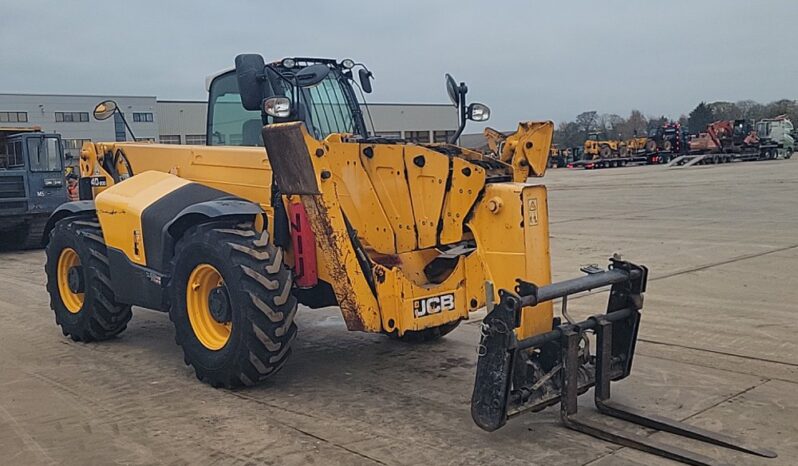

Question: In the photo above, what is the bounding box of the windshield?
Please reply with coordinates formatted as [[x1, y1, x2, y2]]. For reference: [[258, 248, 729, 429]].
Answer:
[[270, 68, 361, 139], [28, 136, 62, 172], [304, 75, 357, 138]]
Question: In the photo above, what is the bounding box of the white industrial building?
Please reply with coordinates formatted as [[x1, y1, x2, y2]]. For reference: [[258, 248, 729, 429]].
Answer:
[[155, 100, 458, 145], [0, 93, 159, 157], [0, 93, 458, 156]]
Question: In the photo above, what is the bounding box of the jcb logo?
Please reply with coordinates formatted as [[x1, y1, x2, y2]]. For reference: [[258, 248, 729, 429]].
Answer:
[[414, 294, 455, 317]]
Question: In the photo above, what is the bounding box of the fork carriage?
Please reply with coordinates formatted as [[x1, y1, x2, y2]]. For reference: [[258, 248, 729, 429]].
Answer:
[[472, 258, 776, 466]]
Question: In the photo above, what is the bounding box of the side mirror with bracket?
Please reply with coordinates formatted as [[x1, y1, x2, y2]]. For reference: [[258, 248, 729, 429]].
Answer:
[[358, 68, 373, 94], [235, 54, 268, 111], [93, 100, 118, 121], [92, 99, 136, 141], [445, 73, 490, 144]]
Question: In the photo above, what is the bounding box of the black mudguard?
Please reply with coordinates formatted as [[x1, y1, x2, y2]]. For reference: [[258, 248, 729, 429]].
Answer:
[[43, 201, 97, 244]]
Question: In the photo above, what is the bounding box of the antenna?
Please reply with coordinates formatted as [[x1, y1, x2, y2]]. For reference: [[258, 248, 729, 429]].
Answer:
[[353, 80, 376, 137]]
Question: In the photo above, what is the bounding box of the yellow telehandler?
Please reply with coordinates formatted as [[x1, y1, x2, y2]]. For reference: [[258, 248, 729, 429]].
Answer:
[[43, 55, 774, 465], [583, 131, 623, 159]]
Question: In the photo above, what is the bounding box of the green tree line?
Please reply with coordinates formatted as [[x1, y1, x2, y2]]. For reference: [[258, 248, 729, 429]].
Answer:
[[554, 99, 798, 148]]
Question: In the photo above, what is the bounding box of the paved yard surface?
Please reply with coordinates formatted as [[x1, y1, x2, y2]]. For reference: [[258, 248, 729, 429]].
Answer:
[[1, 159, 796, 465]]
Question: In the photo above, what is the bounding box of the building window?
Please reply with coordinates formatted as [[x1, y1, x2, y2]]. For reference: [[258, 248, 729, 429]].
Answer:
[[135, 137, 156, 142], [55, 112, 89, 123], [113, 113, 127, 141], [185, 134, 206, 145], [433, 130, 456, 143], [63, 139, 91, 151], [160, 135, 181, 144], [374, 131, 401, 139], [404, 130, 430, 143], [0, 112, 28, 123], [132, 112, 154, 123]]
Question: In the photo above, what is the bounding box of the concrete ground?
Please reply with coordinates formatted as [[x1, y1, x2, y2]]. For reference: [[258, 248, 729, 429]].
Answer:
[[1, 159, 796, 465]]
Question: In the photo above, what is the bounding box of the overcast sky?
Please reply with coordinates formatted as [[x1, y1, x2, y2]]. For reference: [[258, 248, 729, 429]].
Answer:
[[2, 0, 796, 130]]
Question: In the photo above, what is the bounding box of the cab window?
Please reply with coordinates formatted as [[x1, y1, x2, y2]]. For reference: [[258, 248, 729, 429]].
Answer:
[[0, 140, 24, 170], [207, 72, 262, 146], [28, 136, 62, 172]]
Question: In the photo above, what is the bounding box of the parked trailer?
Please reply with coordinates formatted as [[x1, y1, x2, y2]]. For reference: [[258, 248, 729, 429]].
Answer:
[[667, 149, 769, 168], [568, 151, 672, 169]]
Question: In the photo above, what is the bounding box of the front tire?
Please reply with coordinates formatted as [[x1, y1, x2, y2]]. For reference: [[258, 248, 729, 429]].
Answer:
[[45, 218, 132, 341], [169, 222, 297, 388]]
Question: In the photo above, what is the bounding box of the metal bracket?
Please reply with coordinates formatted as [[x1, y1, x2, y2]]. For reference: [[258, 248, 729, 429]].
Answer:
[[579, 264, 604, 275], [471, 259, 776, 465]]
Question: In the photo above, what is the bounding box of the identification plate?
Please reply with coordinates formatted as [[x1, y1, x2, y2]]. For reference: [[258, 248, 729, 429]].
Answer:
[[89, 176, 108, 187]]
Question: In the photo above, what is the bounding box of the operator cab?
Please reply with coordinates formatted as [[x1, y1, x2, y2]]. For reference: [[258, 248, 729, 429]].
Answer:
[[207, 54, 490, 148], [206, 57, 370, 146], [0, 129, 63, 173]]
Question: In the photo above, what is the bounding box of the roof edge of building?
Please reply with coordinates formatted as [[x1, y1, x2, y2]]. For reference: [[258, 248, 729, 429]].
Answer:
[[0, 92, 158, 99]]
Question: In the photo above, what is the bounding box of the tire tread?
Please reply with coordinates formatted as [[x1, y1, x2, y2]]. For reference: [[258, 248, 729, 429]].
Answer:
[[170, 223, 297, 388]]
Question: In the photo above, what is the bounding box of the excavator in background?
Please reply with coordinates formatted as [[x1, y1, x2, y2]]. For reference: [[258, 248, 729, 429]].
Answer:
[[688, 119, 759, 156], [41, 54, 775, 465], [672, 119, 772, 166]]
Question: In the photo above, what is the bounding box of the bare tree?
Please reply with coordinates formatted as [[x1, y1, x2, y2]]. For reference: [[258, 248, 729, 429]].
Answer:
[[575, 111, 598, 137]]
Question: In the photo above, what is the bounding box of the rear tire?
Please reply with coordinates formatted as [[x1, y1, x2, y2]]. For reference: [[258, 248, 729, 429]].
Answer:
[[45, 217, 132, 341], [4, 215, 48, 250], [389, 320, 461, 342], [21, 215, 48, 249], [169, 222, 298, 388]]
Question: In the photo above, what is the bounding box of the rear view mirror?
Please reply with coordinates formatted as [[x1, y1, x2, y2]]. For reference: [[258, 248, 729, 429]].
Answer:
[[445, 74, 459, 106], [93, 100, 118, 120], [235, 54, 267, 111], [295, 64, 330, 88], [358, 68, 372, 94]]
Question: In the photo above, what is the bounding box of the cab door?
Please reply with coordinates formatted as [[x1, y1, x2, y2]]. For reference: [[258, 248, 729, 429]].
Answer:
[[25, 134, 67, 214]]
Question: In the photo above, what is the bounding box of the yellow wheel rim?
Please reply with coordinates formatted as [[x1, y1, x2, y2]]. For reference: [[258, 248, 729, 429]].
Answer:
[[57, 248, 84, 314], [186, 264, 231, 350]]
